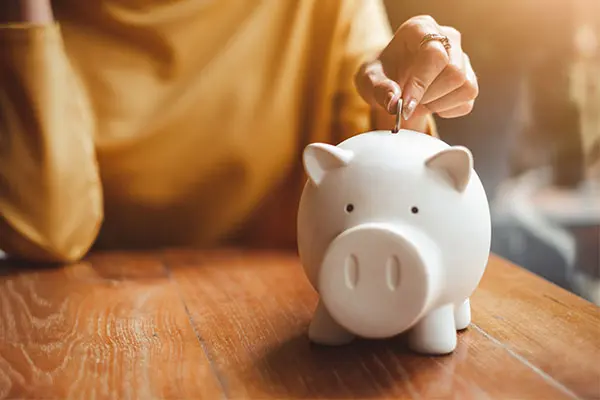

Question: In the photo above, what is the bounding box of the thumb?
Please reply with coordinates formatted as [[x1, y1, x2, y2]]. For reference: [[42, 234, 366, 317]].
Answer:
[[355, 60, 402, 114]]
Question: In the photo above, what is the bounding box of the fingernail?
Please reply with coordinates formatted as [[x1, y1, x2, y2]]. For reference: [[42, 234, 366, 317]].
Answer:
[[403, 98, 418, 120], [386, 92, 399, 114]]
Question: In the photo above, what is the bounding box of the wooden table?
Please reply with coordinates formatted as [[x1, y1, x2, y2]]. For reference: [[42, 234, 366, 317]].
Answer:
[[0, 250, 598, 399]]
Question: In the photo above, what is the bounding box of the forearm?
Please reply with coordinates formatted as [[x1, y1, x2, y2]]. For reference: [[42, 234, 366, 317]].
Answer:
[[0, 0, 53, 24], [0, 23, 103, 263]]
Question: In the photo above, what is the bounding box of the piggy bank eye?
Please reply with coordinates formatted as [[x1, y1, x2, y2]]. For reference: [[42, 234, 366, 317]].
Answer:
[[345, 204, 354, 213], [411, 206, 419, 214]]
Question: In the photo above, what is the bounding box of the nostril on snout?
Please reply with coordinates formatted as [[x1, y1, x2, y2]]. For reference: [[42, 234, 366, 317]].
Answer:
[[386, 255, 401, 291], [344, 254, 359, 289]]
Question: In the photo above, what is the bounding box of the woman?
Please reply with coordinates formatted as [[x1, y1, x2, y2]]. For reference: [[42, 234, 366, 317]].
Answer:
[[0, 0, 478, 262]]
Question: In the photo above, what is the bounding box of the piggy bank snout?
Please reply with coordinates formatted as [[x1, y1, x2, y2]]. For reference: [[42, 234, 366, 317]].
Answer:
[[318, 223, 439, 339]]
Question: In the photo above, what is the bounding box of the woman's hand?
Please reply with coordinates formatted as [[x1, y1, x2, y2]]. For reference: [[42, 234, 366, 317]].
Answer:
[[355, 15, 478, 128]]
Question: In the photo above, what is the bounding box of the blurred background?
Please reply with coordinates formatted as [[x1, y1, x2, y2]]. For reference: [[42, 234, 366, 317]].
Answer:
[[383, 0, 600, 304]]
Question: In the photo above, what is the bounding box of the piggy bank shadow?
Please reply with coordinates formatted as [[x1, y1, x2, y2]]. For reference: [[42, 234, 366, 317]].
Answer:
[[248, 331, 457, 399]]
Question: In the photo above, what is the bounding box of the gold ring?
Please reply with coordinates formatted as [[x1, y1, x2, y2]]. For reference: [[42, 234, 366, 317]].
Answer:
[[419, 33, 451, 52]]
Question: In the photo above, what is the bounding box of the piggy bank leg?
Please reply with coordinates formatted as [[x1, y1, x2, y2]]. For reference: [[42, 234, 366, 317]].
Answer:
[[408, 304, 457, 355], [308, 299, 355, 345], [454, 299, 471, 330]]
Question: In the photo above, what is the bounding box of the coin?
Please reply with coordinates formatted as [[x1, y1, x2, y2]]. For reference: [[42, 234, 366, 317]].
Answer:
[[392, 97, 403, 133]]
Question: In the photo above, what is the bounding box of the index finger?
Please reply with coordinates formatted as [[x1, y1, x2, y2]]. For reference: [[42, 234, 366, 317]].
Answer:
[[401, 27, 451, 120]]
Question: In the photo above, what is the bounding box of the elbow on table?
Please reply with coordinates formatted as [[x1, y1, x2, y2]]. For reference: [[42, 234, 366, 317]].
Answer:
[[0, 210, 104, 264], [41, 228, 100, 264]]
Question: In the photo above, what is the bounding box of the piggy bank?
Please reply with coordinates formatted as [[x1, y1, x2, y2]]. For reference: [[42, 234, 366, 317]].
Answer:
[[297, 129, 491, 355]]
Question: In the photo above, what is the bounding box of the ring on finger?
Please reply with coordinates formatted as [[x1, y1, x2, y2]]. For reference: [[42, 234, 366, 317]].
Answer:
[[419, 33, 451, 53]]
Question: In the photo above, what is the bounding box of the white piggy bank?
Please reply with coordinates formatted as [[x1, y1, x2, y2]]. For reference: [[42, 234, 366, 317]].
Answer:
[[297, 129, 491, 355]]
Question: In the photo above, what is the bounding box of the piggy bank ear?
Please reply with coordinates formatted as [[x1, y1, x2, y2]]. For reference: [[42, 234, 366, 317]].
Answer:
[[425, 146, 473, 192], [303, 143, 353, 185]]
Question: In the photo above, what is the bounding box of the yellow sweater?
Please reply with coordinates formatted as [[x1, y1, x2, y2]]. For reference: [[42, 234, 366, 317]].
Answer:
[[0, 0, 435, 262]]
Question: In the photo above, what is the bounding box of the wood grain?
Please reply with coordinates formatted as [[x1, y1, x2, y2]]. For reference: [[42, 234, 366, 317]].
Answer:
[[0, 253, 223, 399], [166, 250, 599, 399], [1, 249, 598, 399], [472, 259, 600, 399]]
